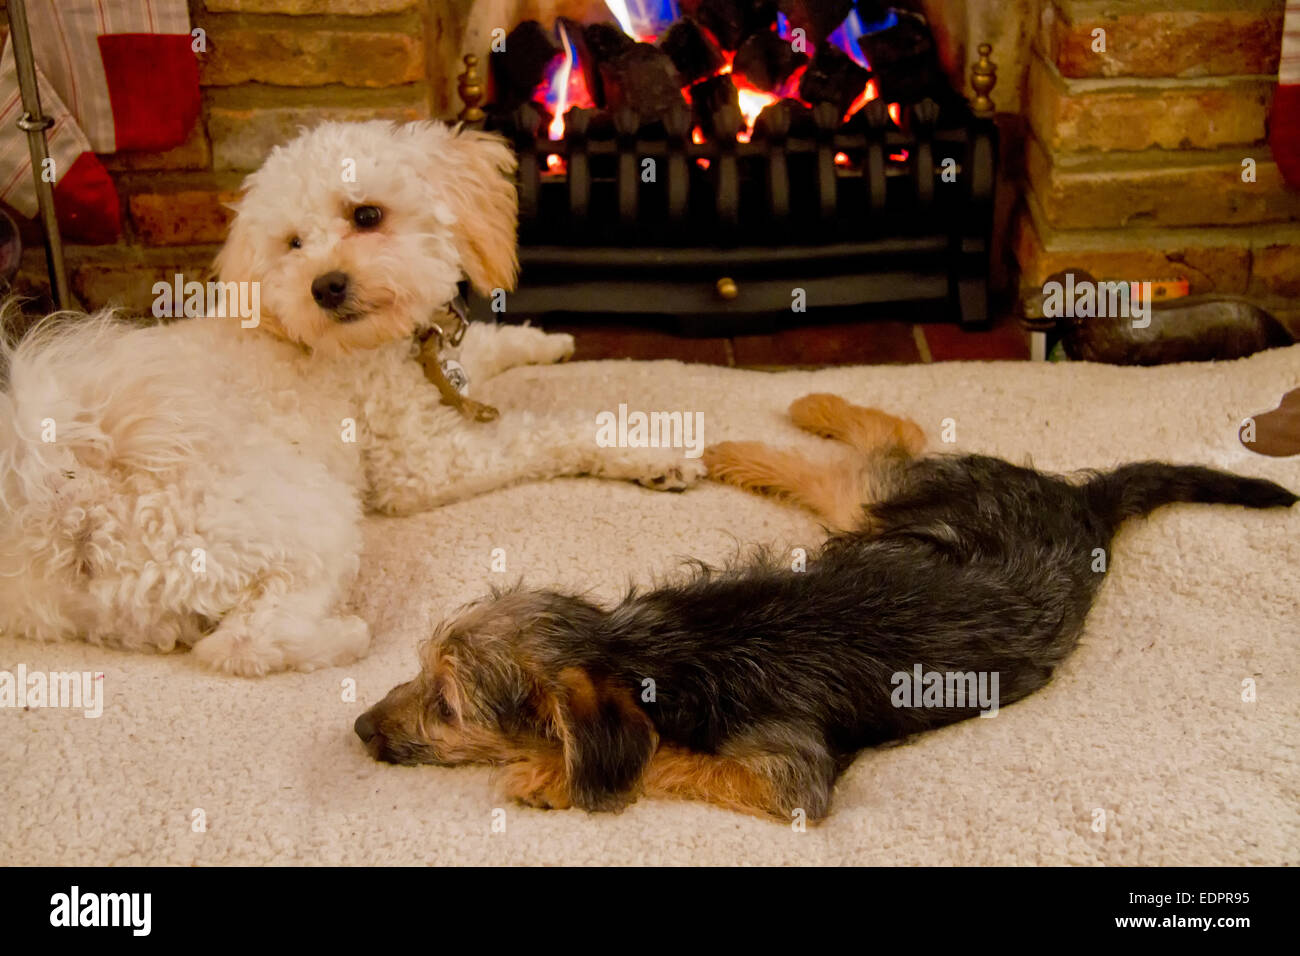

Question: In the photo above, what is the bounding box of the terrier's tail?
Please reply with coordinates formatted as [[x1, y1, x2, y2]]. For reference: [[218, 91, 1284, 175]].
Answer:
[[1086, 461, 1297, 531]]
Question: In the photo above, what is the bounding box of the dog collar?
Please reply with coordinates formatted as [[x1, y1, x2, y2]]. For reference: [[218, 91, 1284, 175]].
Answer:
[[412, 281, 498, 422], [415, 280, 470, 352]]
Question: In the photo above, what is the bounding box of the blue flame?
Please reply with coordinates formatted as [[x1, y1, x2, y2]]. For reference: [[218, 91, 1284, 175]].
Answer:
[[605, 0, 680, 41], [828, 7, 899, 69], [780, 6, 900, 70]]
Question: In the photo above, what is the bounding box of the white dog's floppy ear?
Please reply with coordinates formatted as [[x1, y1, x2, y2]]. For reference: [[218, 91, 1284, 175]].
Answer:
[[418, 124, 520, 296], [212, 192, 253, 284]]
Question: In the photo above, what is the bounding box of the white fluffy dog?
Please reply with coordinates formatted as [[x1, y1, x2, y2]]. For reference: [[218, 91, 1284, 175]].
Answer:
[[0, 120, 701, 676]]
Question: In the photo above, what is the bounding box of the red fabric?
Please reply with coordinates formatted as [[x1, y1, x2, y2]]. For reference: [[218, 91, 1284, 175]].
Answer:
[[1272, 84, 1300, 188], [52, 151, 121, 244], [97, 33, 200, 152]]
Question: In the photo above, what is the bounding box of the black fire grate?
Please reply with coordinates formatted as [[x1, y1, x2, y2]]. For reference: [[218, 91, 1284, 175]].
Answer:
[[465, 4, 998, 333]]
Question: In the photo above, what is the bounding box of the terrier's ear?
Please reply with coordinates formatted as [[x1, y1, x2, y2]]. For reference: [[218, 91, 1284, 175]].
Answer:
[[550, 667, 656, 812], [416, 123, 519, 297]]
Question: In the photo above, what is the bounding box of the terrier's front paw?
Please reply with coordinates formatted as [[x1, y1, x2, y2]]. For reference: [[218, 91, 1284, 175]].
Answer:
[[500, 759, 572, 810]]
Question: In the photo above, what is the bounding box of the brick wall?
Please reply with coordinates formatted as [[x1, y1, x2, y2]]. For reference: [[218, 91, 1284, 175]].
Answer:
[[3, 0, 478, 313], [1015, 0, 1300, 323]]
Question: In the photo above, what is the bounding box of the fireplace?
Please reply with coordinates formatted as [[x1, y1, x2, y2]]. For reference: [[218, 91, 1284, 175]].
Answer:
[[457, 1, 999, 334]]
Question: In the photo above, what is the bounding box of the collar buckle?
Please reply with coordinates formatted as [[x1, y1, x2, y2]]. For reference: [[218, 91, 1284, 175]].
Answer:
[[414, 281, 471, 351]]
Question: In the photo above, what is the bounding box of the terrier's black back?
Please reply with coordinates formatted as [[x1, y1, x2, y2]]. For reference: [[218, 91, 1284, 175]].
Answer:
[[582, 456, 1295, 763]]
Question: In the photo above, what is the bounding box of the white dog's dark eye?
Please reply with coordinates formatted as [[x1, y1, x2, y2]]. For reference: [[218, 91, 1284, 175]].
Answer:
[[288, 236, 302, 249], [352, 205, 383, 229]]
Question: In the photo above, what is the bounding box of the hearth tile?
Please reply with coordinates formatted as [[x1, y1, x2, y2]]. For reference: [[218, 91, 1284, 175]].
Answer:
[[542, 322, 732, 365], [731, 320, 921, 367], [921, 318, 1029, 362]]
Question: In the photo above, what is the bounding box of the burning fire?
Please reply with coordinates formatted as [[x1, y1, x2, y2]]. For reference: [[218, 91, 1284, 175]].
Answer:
[[846, 78, 879, 122], [777, 8, 900, 122], [723, 59, 781, 141], [533, 5, 903, 148], [537, 20, 594, 140]]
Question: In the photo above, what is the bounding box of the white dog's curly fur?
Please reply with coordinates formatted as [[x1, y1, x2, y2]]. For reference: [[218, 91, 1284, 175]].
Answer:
[[0, 120, 702, 676]]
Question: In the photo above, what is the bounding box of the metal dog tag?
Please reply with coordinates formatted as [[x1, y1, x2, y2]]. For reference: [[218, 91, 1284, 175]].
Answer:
[[440, 358, 470, 396]]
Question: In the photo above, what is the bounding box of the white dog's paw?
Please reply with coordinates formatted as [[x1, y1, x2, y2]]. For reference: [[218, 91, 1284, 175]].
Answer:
[[192, 614, 370, 677], [632, 455, 708, 492], [517, 329, 574, 366], [297, 615, 371, 672], [489, 323, 574, 366], [465, 324, 576, 381], [547, 331, 576, 363], [193, 627, 285, 677]]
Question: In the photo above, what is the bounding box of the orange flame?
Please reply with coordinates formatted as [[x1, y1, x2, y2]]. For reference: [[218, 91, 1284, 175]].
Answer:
[[735, 83, 778, 137], [720, 57, 779, 140], [845, 78, 878, 121]]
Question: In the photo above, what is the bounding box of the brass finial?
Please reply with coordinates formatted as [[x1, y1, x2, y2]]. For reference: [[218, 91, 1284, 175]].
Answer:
[[458, 54, 486, 124], [971, 43, 996, 117]]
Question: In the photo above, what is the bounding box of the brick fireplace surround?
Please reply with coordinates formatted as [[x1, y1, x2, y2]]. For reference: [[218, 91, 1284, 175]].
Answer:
[[1014, 0, 1300, 333], [1, 0, 1297, 339]]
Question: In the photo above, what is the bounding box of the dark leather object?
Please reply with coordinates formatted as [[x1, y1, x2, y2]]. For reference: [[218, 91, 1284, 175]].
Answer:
[[1245, 388, 1300, 458], [1062, 296, 1295, 365]]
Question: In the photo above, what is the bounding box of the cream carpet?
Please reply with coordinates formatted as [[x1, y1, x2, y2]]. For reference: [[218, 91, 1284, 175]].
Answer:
[[4, 346, 1298, 866]]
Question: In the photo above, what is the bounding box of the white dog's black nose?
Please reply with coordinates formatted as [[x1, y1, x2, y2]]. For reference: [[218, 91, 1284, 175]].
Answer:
[[311, 271, 350, 310]]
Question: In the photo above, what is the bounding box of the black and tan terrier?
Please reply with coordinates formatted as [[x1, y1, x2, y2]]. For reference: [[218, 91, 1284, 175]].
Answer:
[[354, 394, 1296, 820]]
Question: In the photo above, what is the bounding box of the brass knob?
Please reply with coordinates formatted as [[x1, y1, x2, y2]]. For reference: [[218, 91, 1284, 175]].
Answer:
[[716, 277, 738, 300], [458, 55, 486, 124], [971, 43, 997, 117]]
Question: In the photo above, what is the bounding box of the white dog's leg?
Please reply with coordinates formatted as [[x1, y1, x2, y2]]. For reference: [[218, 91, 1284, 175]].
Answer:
[[192, 582, 369, 677], [457, 322, 574, 383], [368, 409, 706, 515]]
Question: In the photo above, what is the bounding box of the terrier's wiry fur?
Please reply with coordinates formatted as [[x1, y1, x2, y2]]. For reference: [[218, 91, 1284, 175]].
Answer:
[[0, 120, 702, 677], [356, 394, 1297, 821]]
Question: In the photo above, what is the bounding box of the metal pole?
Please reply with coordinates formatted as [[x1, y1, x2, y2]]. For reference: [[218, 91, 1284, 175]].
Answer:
[[7, 0, 71, 308]]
